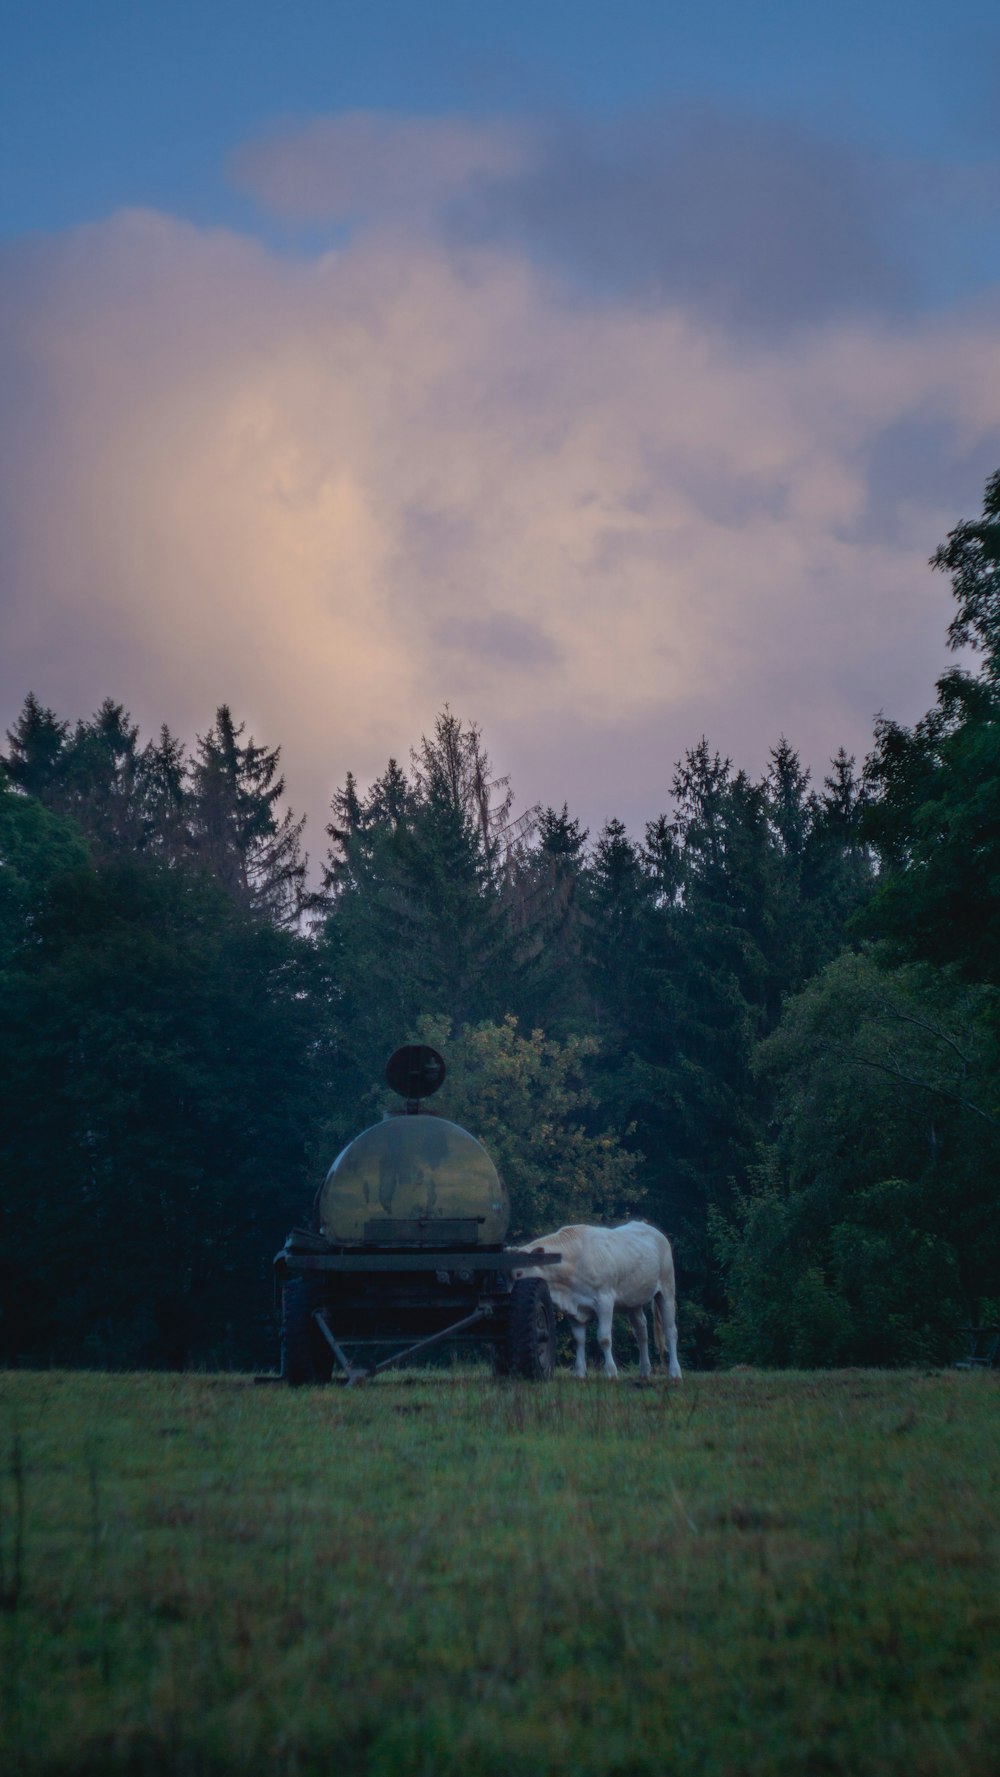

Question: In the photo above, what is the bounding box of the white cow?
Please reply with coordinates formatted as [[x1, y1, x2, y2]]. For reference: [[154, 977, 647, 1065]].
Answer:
[[514, 1221, 682, 1380]]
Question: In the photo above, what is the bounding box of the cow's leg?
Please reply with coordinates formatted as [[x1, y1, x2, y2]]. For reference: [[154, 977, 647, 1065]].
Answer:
[[654, 1287, 682, 1381], [569, 1316, 588, 1379], [595, 1292, 619, 1378], [628, 1305, 651, 1378]]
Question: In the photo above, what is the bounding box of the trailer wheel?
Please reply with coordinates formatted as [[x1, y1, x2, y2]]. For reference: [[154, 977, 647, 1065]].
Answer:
[[507, 1278, 555, 1380], [280, 1277, 333, 1385]]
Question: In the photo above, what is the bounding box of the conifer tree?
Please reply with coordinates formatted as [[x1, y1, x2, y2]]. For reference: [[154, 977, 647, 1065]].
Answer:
[[799, 748, 874, 965], [61, 700, 146, 851], [4, 698, 196, 864], [410, 707, 515, 871], [139, 725, 190, 861], [509, 804, 591, 1034], [318, 713, 537, 1109], [3, 693, 70, 800], [584, 818, 652, 1045], [190, 704, 306, 927]]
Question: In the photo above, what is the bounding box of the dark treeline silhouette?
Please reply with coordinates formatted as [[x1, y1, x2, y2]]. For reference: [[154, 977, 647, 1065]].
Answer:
[[3, 476, 999, 1370]]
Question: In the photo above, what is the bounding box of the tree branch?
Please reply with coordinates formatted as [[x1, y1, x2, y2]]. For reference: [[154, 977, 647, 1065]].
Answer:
[[827, 1041, 1000, 1130]]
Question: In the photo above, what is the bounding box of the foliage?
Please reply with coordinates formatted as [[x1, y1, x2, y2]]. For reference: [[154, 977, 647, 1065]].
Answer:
[[505, 802, 591, 1036], [189, 704, 307, 927], [315, 714, 533, 1106], [712, 471, 1000, 1366], [569, 737, 874, 1358], [713, 1167, 962, 1367], [712, 952, 997, 1362], [3, 695, 307, 924], [411, 1015, 639, 1237], [932, 464, 1000, 672], [1, 686, 885, 1364], [860, 474, 1000, 985], [0, 781, 91, 968], [862, 672, 1000, 986], [0, 854, 330, 1368]]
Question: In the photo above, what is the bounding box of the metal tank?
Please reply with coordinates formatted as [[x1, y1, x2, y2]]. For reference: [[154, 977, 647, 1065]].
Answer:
[[273, 1043, 558, 1385], [318, 1115, 510, 1248]]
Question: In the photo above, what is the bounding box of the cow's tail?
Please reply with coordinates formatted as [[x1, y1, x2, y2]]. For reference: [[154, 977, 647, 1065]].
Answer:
[[652, 1292, 668, 1363], [653, 1238, 682, 1380]]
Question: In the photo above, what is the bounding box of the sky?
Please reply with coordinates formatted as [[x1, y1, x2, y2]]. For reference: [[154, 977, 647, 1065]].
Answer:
[[3, 0, 1000, 851]]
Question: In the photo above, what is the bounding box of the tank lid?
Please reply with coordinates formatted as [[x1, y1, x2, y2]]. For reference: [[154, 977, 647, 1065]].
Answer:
[[385, 1043, 446, 1105]]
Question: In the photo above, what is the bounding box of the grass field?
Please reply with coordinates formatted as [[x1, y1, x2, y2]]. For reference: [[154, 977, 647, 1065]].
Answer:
[[0, 1366, 997, 1776]]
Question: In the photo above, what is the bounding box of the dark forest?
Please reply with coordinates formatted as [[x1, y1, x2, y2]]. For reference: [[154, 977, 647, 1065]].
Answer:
[[3, 475, 999, 1371]]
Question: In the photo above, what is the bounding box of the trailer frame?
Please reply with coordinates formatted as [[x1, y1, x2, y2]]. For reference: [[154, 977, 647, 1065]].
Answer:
[[274, 1231, 561, 1385]]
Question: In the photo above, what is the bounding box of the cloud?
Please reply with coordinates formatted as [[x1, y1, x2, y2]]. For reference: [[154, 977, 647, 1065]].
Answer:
[[233, 103, 1000, 333], [446, 108, 911, 331], [2, 143, 1000, 855], [232, 104, 999, 333], [230, 111, 528, 227]]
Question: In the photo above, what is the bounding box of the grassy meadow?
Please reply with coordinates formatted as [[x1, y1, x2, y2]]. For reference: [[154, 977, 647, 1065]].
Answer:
[[0, 1366, 997, 1776]]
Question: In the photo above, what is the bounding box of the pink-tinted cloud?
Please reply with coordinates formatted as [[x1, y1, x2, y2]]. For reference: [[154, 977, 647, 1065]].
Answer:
[[2, 125, 1000, 853]]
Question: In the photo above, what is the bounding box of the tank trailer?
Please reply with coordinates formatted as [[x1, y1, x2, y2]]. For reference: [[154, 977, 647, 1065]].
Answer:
[[274, 1044, 559, 1384]]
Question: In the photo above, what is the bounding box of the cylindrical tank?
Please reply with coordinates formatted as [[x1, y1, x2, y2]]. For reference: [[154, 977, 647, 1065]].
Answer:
[[318, 1114, 510, 1246]]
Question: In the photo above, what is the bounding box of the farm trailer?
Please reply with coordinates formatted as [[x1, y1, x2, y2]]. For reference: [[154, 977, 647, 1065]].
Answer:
[[273, 1045, 559, 1385]]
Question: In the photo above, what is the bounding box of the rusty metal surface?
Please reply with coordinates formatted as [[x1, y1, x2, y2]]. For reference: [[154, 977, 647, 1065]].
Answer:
[[362, 1216, 484, 1246], [318, 1115, 510, 1246]]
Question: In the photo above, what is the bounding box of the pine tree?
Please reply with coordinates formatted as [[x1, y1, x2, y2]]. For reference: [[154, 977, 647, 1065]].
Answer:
[[61, 700, 146, 851], [3, 694, 70, 800], [800, 748, 874, 965], [583, 818, 652, 1045], [766, 737, 814, 864], [4, 698, 196, 864], [508, 804, 591, 1034], [190, 705, 306, 927], [139, 725, 190, 862]]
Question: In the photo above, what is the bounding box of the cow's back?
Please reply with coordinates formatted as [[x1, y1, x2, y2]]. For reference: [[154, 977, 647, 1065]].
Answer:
[[524, 1221, 670, 1309]]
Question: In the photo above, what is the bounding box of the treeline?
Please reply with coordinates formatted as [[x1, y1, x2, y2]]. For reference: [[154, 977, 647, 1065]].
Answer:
[[2, 475, 999, 1370]]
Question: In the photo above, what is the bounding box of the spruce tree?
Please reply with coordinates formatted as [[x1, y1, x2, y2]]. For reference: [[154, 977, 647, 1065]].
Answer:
[[61, 700, 146, 851], [139, 725, 191, 862], [509, 804, 591, 1035], [3, 694, 70, 801], [800, 748, 874, 965], [190, 705, 306, 927]]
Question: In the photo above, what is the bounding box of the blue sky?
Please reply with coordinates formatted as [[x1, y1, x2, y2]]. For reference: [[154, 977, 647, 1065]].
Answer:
[[4, 0, 999, 240], [2, 1, 1000, 840]]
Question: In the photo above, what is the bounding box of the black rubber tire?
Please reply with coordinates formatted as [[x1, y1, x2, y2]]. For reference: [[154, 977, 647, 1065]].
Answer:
[[280, 1277, 333, 1385], [507, 1278, 556, 1381]]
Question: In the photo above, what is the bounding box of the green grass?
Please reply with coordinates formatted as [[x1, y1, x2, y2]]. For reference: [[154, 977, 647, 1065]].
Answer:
[[0, 1367, 997, 1776]]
